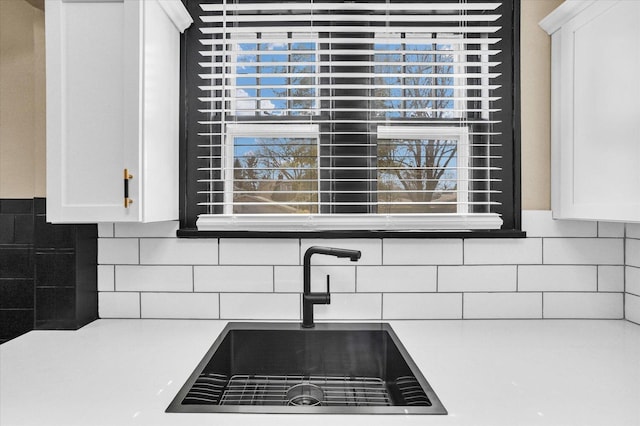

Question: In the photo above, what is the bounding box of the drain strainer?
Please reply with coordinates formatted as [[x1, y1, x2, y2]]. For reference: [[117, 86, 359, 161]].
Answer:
[[285, 383, 324, 406]]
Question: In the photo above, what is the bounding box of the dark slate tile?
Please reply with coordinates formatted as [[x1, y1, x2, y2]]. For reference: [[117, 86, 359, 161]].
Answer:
[[0, 279, 34, 309], [0, 199, 33, 214], [0, 214, 14, 244], [35, 215, 75, 249], [14, 214, 34, 244], [35, 287, 76, 323], [35, 252, 75, 287], [0, 248, 33, 278], [33, 198, 46, 215], [0, 309, 34, 339], [56, 287, 76, 321], [35, 287, 56, 321]]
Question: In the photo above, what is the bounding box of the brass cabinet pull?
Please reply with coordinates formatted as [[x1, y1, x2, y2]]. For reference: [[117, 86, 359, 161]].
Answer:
[[124, 169, 133, 208]]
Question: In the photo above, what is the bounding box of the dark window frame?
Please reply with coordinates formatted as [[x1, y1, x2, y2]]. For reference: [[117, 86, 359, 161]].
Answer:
[[178, 0, 522, 237]]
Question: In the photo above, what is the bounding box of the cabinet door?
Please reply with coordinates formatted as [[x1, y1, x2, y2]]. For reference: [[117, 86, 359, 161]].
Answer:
[[46, 0, 135, 223], [551, 0, 640, 221], [46, 0, 187, 223]]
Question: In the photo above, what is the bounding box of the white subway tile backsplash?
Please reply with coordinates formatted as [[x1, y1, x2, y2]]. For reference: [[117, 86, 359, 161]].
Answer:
[[98, 238, 139, 265], [98, 292, 140, 318], [522, 211, 597, 237], [383, 293, 462, 319], [625, 266, 640, 297], [626, 238, 640, 268], [626, 294, 640, 325], [315, 294, 381, 320], [310, 266, 355, 292], [115, 266, 192, 292], [97, 265, 115, 292], [598, 222, 625, 238], [357, 266, 437, 292], [626, 223, 640, 239], [464, 239, 542, 265], [464, 293, 542, 319], [139, 239, 218, 265], [94, 210, 631, 322], [598, 266, 624, 292], [543, 293, 623, 319], [518, 265, 597, 292], [438, 266, 516, 292], [300, 239, 382, 265], [219, 239, 299, 265], [194, 266, 273, 292], [543, 239, 623, 265], [220, 293, 299, 319], [383, 239, 462, 265], [274, 266, 356, 293], [114, 221, 179, 237], [97, 223, 114, 238], [141, 293, 219, 319], [274, 266, 302, 293]]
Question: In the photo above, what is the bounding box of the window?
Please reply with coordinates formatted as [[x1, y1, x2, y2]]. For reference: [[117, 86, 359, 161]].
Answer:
[[181, 0, 519, 232]]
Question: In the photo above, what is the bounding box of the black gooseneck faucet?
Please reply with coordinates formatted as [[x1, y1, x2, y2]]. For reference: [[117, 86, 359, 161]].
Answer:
[[302, 246, 361, 328]]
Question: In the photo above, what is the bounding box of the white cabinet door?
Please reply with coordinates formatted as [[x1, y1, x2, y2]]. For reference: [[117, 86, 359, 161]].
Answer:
[[46, 0, 191, 223], [541, 0, 640, 222]]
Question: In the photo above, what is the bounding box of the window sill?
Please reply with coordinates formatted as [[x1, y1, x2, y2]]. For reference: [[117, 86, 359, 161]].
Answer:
[[177, 213, 525, 238], [177, 228, 526, 239], [196, 213, 502, 232]]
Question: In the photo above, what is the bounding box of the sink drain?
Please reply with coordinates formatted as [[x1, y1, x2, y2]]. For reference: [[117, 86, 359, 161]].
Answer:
[[285, 383, 324, 406]]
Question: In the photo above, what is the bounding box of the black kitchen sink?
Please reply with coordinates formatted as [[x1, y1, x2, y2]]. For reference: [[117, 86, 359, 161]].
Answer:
[[166, 322, 447, 414]]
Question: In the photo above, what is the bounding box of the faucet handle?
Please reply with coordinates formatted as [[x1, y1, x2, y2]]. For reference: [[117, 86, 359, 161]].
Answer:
[[326, 274, 330, 294]]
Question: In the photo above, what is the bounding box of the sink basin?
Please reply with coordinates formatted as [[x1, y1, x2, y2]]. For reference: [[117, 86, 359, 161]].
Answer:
[[166, 322, 447, 414]]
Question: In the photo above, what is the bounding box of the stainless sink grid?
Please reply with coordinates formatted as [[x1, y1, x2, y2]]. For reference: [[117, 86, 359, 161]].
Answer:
[[219, 374, 391, 407], [182, 373, 228, 404]]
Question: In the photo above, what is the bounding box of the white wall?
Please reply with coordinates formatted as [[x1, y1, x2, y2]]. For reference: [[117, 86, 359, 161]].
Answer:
[[0, 0, 46, 198]]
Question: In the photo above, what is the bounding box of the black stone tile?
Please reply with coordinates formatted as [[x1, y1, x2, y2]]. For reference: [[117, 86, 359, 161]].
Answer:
[[14, 214, 34, 244], [34, 215, 75, 249], [0, 309, 34, 339], [33, 197, 46, 215], [0, 248, 33, 278], [75, 225, 98, 326], [35, 287, 56, 321], [57, 287, 76, 321], [35, 287, 76, 323], [76, 285, 98, 327], [0, 279, 34, 309], [0, 199, 33, 214], [0, 214, 14, 244], [35, 252, 75, 287]]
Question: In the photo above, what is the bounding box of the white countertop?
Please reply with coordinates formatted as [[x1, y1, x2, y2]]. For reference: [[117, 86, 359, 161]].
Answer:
[[2, 319, 640, 426]]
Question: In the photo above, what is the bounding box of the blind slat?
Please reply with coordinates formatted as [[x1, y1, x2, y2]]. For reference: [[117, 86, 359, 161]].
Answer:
[[194, 0, 506, 219]]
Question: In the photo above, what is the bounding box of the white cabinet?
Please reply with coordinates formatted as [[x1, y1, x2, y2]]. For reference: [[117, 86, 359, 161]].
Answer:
[[541, 0, 640, 222], [46, 0, 192, 223]]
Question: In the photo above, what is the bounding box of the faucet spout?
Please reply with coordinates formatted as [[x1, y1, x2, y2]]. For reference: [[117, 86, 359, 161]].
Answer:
[[302, 246, 361, 328]]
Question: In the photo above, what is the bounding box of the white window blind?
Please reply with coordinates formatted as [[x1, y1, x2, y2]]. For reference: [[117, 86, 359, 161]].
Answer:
[[194, 0, 507, 231]]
